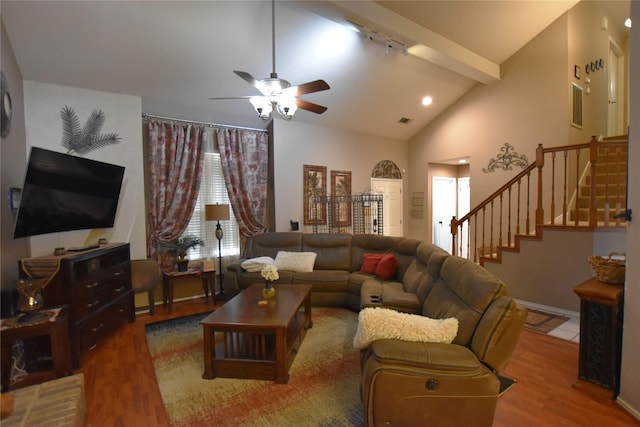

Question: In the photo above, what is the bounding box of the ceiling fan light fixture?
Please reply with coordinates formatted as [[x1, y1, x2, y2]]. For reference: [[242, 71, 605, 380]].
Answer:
[[250, 96, 273, 120], [277, 97, 298, 120]]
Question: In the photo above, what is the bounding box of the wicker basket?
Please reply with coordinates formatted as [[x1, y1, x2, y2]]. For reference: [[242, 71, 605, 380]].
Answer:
[[588, 252, 626, 285]]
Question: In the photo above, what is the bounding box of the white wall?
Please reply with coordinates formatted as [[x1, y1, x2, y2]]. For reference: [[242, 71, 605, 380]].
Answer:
[[0, 20, 28, 291], [273, 119, 408, 233], [22, 81, 146, 259], [618, 0, 640, 418]]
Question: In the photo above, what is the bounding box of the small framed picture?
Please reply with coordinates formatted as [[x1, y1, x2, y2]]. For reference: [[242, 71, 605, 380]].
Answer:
[[303, 165, 327, 225], [574, 65, 581, 80]]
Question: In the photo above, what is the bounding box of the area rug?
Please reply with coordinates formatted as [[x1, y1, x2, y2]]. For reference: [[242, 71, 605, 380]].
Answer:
[[524, 308, 569, 335], [145, 307, 363, 426]]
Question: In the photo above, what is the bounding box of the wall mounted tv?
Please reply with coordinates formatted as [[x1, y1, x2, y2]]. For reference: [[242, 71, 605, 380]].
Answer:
[[13, 147, 125, 238]]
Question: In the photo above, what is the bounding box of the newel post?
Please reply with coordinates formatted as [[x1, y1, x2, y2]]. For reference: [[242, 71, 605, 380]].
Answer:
[[535, 144, 545, 227], [450, 216, 458, 256]]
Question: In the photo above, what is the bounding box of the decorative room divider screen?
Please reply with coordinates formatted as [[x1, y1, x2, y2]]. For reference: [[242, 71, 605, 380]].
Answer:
[[309, 193, 384, 235]]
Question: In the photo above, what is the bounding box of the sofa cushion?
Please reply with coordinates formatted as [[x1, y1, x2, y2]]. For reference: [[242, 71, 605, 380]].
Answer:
[[353, 307, 458, 350], [240, 256, 275, 272], [375, 253, 398, 280], [275, 251, 317, 272], [381, 283, 422, 313], [361, 253, 384, 274], [302, 233, 352, 271], [246, 232, 302, 258]]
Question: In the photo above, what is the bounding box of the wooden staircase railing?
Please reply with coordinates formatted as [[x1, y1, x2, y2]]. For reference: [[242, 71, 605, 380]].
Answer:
[[451, 135, 628, 265]]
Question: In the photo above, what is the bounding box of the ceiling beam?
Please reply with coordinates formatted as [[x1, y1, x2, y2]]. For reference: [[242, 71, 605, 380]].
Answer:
[[327, 0, 501, 84]]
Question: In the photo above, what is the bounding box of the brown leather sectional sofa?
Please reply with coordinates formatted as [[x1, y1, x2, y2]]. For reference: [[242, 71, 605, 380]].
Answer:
[[224, 232, 527, 426]]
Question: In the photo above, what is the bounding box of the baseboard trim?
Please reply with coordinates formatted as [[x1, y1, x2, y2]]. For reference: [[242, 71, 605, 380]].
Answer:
[[515, 299, 580, 320]]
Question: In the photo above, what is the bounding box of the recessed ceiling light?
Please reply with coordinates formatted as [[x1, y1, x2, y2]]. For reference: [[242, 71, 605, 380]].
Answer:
[[422, 96, 433, 106], [625, 18, 632, 28], [458, 159, 467, 164]]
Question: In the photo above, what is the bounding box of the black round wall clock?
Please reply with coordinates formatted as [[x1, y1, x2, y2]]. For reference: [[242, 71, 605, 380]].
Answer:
[[1, 71, 13, 139]]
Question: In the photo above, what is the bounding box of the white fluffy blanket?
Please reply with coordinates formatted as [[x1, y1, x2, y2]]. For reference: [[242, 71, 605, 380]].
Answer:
[[353, 307, 459, 350]]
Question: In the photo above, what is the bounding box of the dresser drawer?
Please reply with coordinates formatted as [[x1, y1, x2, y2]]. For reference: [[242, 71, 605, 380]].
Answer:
[[70, 247, 130, 280], [75, 291, 134, 357], [73, 263, 131, 322]]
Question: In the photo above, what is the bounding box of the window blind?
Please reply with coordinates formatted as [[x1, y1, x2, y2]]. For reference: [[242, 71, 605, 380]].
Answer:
[[182, 152, 240, 260]]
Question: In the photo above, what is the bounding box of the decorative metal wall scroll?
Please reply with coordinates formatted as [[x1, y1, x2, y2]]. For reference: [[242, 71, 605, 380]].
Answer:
[[60, 105, 121, 155], [482, 143, 529, 173]]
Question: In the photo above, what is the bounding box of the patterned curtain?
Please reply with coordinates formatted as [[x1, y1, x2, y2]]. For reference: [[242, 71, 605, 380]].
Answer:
[[147, 120, 207, 259], [217, 128, 269, 254]]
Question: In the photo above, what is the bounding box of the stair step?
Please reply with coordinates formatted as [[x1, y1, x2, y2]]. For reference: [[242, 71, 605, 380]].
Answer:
[[580, 184, 626, 197], [577, 196, 626, 209], [586, 173, 627, 185], [570, 207, 628, 222]]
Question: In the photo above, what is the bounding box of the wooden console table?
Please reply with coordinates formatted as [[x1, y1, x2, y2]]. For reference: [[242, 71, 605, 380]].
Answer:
[[162, 269, 216, 313], [573, 277, 624, 397]]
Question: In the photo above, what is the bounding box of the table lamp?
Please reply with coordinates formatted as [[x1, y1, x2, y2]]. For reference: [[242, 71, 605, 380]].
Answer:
[[205, 204, 230, 299]]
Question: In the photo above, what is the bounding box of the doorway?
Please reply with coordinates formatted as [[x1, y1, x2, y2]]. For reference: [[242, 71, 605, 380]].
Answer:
[[457, 177, 471, 258], [608, 38, 625, 136], [371, 178, 403, 236], [432, 177, 456, 252]]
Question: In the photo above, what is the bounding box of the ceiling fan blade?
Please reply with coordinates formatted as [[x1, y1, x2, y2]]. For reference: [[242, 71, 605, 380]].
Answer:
[[289, 80, 330, 96], [233, 70, 261, 89], [208, 96, 254, 100], [295, 99, 328, 114]]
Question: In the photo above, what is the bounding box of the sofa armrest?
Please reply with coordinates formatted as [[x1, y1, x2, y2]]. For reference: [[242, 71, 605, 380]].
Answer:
[[226, 262, 244, 273], [361, 339, 500, 427]]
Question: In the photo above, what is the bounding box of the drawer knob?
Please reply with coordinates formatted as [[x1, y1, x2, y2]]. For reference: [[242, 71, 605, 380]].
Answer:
[[85, 282, 99, 289], [114, 286, 125, 293], [91, 323, 104, 333], [87, 300, 100, 308], [426, 379, 439, 391]]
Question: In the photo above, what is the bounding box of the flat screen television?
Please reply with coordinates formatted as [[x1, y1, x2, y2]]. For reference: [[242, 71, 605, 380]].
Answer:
[[13, 147, 125, 238]]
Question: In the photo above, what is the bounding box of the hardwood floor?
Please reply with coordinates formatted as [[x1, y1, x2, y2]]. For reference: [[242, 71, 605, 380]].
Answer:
[[77, 298, 638, 427]]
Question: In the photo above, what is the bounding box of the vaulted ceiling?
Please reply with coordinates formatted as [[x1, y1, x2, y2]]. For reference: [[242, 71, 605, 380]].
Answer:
[[1, 1, 630, 140]]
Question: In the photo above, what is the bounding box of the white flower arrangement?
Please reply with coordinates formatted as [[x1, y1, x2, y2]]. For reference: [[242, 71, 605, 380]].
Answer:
[[261, 264, 279, 282]]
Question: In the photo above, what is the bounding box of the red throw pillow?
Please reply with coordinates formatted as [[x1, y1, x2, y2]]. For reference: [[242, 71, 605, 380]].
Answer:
[[375, 253, 398, 280], [360, 253, 384, 274]]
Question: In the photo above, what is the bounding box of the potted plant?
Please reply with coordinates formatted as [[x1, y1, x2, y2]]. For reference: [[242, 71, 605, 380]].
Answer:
[[171, 235, 205, 271]]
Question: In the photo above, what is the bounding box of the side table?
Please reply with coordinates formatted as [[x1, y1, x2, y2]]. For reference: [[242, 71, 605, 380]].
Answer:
[[573, 277, 624, 397], [162, 269, 216, 313], [1, 306, 73, 391]]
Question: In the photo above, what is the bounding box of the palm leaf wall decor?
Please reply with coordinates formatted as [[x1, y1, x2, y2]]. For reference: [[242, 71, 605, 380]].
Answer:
[[60, 105, 121, 155]]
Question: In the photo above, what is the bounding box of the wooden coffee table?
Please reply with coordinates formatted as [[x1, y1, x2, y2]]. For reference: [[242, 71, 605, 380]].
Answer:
[[200, 283, 312, 384]]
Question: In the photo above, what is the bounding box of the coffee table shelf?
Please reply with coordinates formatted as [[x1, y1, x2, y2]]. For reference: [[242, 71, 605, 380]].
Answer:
[[200, 283, 312, 384]]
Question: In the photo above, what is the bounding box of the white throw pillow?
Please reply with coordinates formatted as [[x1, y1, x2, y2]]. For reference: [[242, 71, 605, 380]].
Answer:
[[353, 307, 458, 350], [274, 251, 317, 273], [240, 256, 275, 272]]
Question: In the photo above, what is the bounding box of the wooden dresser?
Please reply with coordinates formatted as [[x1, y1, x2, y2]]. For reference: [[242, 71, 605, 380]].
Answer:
[[20, 243, 135, 366]]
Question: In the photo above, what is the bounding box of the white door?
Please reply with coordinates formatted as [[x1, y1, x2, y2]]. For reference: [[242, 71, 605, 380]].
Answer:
[[457, 177, 471, 258], [608, 40, 625, 136], [432, 177, 456, 253], [371, 178, 403, 236]]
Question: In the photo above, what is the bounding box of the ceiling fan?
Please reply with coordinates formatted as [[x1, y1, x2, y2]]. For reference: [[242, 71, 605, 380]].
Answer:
[[209, 0, 330, 121]]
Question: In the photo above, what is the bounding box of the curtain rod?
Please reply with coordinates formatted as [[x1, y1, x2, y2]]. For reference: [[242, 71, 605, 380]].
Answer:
[[142, 113, 268, 133]]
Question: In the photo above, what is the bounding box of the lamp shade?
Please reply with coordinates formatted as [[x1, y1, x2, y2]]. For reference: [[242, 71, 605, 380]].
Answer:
[[205, 204, 230, 221]]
